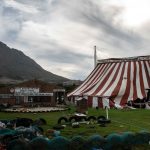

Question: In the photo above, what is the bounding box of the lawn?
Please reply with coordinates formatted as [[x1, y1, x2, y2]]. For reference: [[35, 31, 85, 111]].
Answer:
[[0, 108, 150, 138]]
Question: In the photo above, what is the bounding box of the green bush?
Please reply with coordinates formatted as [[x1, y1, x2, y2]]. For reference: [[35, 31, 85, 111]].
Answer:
[[49, 136, 70, 150], [133, 131, 150, 145], [122, 132, 135, 145], [7, 139, 31, 150], [82, 135, 105, 150], [69, 136, 85, 150], [30, 137, 50, 150], [105, 133, 123, 150]]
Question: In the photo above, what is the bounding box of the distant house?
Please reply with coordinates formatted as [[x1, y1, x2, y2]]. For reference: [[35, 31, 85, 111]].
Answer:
[[0, 79, 66, 107]]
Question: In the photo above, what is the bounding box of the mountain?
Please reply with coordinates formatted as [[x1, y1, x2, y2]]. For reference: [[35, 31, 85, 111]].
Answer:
[[0, 41, 69, 84]]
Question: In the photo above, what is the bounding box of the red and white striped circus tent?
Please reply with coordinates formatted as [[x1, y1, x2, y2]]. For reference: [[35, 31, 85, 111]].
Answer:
[[68, 55, 150, 108]]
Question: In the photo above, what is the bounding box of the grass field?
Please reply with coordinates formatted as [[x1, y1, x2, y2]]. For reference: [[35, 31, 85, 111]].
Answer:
[[0, 108, 150, 138]]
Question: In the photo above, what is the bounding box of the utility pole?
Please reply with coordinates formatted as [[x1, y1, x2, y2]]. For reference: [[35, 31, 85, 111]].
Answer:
[[94, 45, 97, 68]]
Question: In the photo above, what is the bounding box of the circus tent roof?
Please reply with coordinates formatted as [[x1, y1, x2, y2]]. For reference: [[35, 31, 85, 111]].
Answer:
[[68, 55, 150, 105]]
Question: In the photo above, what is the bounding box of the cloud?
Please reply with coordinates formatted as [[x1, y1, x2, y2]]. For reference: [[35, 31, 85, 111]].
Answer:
[[0, 0, 149, 80], [58, 0, 144, 54]]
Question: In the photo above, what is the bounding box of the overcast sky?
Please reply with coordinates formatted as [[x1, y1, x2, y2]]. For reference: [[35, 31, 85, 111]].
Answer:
[[0, 0, 150, 80]]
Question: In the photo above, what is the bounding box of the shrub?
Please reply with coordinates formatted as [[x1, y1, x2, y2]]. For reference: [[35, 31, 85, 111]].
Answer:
[[83, 135, 105, 150], [49, 136, 70, 150], [7, 139, 31, 150], [121, 131, 135, 149], [105, 133, 123, 150], [30, 137, 50, 150], [69, 136, 85, 150], [133, 131, 150, 145]]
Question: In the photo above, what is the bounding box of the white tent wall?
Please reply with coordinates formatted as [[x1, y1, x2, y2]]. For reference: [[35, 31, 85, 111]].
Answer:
[[92, 97, 98, 108], [102, 98, 110, 109]]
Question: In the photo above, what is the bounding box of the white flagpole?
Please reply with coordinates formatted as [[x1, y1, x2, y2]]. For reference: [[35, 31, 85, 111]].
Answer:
[[106, 106, 109, 119], [94, 46, 97, 67]]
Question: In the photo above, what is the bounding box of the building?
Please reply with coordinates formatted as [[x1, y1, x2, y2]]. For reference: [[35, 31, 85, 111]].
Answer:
[[0, 79, 65, 107], [68, 55, 150, 108]]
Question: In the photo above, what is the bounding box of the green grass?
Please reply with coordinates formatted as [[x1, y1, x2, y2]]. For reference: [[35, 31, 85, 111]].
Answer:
[[1, 108, 150, 149], [0, 108, 150, 137]]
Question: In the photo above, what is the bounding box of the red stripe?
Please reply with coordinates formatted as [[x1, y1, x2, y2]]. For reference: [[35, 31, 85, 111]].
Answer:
[[80, 63, 113, 95], [92, 63, 116, 96], [143, 61, 150, 88], [111, 62, 126, 101], [120, 62, 131, 105], [80, 63, 107, 94], [100, 62, 121, 96], [133, 61, 138, 100], [109, 100, 115, 108], [68, 64, 101, 96], [78, 65, 101, 88], [87, 96, 93, 107], [98, 97, 103, 108], [139, 61, 146, 98]]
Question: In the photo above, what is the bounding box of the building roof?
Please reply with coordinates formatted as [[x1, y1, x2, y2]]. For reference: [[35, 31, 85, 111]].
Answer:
[[0, 79, 64, 94]]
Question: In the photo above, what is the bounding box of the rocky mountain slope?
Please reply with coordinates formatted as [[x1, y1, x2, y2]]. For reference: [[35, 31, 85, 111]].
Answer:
[[0, 41, 69, 84]]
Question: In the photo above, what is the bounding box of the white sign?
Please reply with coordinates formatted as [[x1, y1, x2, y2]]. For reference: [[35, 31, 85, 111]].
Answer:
[[14, 87, 39, 96], [14, 87, 53, 96]]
